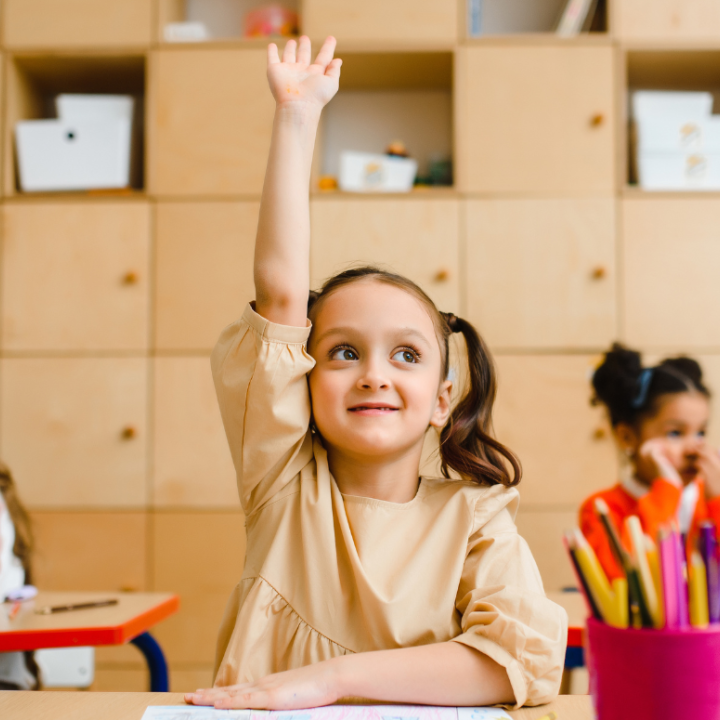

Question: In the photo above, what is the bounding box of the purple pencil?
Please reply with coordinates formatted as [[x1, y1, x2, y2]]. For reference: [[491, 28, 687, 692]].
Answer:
[[673, 528, 690, 628], [700, 522, 720, 624], [659, 527, 680, 628]]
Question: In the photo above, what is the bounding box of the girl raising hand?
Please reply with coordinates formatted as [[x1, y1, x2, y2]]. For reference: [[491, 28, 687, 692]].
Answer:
[[186, 36, 566, 711]]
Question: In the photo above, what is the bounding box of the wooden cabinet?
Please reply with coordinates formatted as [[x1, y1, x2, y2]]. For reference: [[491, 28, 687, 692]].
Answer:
[[516, 510, 578, 592], [614, 0, 720, 41], [456, 45, 615, 195], [623, 198, 720, 349], [153, 357, 239, 508], [0, 358, 148, 508], [465, 199, 617, 349], [155, 201, 258, 351], [310, 197, 460, 312], [1, 201, 151, 351], [152, 512, 246, 664], [303, 0, 458, 45], [492, 354, 617, 508], [2, 0, 153, 48], [149, 49, 275, 196]]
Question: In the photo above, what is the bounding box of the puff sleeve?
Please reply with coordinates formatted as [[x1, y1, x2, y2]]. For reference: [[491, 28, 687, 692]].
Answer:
[[450, 494, 568, 708], [211, 303, 316, 515]]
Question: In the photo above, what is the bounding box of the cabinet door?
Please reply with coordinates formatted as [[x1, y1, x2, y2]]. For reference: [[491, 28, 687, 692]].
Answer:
[[153, 357, 239, 507], [456, 45, 615, 194], [465, 199, 616, 349], [149, 49, 274, 196], [155, 202, 257, 351], [2, 202, 151, 351], [152, 512, 246, 664], [0, 358, 148, 507], [303, 0, 458, 45], [3, 0, 152, 48], [310, 197, 460, 312], [615, 0, 720, 41], [492, 355, 617, 508], [623, 198, 720, 349]]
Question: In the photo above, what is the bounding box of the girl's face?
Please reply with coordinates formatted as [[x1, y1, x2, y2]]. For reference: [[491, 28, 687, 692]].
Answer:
[[618, 392, 710, 485], [307, 280, 452, 462]]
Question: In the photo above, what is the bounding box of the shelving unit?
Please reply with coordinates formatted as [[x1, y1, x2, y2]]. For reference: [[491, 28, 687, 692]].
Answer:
[[0, 0, 719, 694]]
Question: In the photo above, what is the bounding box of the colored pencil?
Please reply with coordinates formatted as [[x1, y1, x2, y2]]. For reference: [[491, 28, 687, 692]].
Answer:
[[673, 528, 690, 628], [626, 516, 661, 628], [689, 550, 710, 628], [659, 527, 680, 628], [563, 531, 601, 619], [699, 522, 720, 624], [645, 535, 665, 628]]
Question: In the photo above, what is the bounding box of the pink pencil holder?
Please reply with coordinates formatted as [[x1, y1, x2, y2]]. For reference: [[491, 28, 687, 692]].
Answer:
[[587, 617, 720, 719]]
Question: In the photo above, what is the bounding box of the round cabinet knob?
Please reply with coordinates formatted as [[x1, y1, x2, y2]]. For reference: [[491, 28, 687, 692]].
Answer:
[[434, 268, 451, 282], [593, 427, 607, 441], [121, 426, 137, 440], [590, 266, 607, 280], [123, 271, 139, 285], [590, 113, 605, 128]]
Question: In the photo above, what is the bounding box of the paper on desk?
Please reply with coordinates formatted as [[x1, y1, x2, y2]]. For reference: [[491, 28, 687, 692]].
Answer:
[[141, 707, 511, 720]]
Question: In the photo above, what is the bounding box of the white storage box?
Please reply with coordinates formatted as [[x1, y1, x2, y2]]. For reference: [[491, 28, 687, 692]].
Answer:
[[15, 94, 135, 193], [632, 91, 714, 122], [339, 151, 418, 193], [637, 117, 720, 153], [637, 151, 720, 191], [35, 646, 94, 688]]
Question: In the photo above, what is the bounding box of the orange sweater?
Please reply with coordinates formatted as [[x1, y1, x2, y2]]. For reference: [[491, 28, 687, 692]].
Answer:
[[579, 479, 720, 581]]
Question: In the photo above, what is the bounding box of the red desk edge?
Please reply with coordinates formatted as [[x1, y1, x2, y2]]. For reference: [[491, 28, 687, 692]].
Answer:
[[0, 595, 180, 652]]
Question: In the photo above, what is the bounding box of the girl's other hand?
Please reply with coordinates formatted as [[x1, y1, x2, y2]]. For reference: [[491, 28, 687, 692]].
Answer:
[[267, 35, 342, 110], [697, 443, 720, 499], [639, 438, 683, 488], [184, 661, 341, 710]]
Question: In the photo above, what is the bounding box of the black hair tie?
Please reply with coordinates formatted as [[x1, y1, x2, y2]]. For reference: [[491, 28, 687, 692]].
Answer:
[[443, 312, 462, 334], [631, 367, 654, 409]]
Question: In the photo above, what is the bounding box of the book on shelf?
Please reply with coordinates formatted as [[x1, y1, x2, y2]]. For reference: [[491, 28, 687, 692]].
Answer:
[[556, 0, 599, 36]]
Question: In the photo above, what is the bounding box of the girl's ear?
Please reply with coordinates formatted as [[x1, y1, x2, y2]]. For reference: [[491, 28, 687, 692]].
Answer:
[[615, 422, 640, 455], [429, 379, 453, 428]]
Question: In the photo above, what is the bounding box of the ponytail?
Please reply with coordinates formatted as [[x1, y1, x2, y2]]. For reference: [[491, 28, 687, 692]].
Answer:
[[439, 315, 521, 488]]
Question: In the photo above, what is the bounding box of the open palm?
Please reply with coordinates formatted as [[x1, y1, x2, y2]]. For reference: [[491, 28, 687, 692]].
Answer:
[[267, 36, 341, 109]]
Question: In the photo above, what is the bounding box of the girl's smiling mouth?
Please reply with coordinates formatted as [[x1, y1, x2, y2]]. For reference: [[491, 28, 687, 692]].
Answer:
[[348, 403, 400, 415]]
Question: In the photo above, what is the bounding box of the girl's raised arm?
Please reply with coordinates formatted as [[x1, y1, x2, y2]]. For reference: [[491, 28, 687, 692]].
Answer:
[[254, 36, 341, 326]]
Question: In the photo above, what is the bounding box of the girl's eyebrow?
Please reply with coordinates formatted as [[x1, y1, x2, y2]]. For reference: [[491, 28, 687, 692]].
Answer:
[[313, 326, 433, 347]]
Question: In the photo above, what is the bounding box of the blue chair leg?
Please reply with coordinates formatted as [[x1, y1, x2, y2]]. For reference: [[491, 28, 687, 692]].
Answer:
[[565, 645, 585, 669], [130, 632, 169, 692]]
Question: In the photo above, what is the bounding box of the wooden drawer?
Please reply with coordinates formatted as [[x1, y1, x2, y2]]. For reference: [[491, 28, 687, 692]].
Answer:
[[0, 358, 148, 508], [456, 45, 615, 194], [153, 357, 239, 508], [492, 355, 617, 508], [516, 510, 578, 593], [149, 49, 274, 196], [623, 198, 720, 349], [2, 0, 153, 48], [465, 199, 616, 349], [155, 201, 257, 351], [614, 0, 720, 41], [310, 197, 460, 312], [303, 0, 458, 45], [1, 202, 151, 351], [152, 512, 246, 664]]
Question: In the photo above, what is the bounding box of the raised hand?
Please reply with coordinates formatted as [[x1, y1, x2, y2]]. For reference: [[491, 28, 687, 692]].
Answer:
[[267, 36, 342, 110], [697, 443, 720, 499], [638, 438, 683, 487]]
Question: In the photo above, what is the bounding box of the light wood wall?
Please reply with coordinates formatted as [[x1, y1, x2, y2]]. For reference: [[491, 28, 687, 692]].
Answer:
[[1, 0, 719, 692]]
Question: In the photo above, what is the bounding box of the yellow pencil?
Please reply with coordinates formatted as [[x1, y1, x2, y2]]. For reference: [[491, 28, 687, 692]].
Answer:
[[573, 529, 629, 628], [626, 516, 661, 628], [645, 535, 664, 627], [534, 713, 557, 720], [689, 550, 710, 628]]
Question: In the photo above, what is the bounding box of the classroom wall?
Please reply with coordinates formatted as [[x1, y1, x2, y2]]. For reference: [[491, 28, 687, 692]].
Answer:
[[1, 0, 720, 692]]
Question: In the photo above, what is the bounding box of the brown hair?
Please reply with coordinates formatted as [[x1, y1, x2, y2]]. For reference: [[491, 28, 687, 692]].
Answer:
[[0, 462, 40, 688], [307, 267, 521, 488]]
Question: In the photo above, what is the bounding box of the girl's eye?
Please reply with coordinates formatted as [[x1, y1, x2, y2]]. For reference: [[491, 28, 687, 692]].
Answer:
[[330, 347, 358, 361], [666, 430, 681, 438], [699, 430, 707, 438], [392, 350, 418, 364]]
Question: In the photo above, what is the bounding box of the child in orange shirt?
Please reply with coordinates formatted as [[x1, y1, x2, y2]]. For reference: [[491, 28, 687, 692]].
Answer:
[[580, 343, 720, 580]]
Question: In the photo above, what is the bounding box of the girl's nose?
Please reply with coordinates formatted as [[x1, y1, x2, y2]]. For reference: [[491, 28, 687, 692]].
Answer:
[[357, 362, 390, 391]]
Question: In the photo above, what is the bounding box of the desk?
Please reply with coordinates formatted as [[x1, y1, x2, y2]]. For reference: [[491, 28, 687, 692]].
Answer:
[[0, 592, 179, 691], [0, 692, 592, 720], [547, 592, 587, 669]]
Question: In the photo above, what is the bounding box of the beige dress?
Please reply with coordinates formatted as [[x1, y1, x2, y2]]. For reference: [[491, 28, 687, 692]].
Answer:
[[211, 304, 568, 708]]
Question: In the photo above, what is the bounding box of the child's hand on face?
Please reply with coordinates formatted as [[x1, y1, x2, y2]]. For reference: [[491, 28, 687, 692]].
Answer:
[[639, 438, 683, 488], [267, 35, 342, 111], [185, 661, 340, 710], [697, 443, 720, 499]]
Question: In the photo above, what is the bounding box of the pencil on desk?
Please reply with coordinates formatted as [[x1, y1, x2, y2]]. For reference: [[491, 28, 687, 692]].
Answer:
[[34, 599, 119, 615]]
